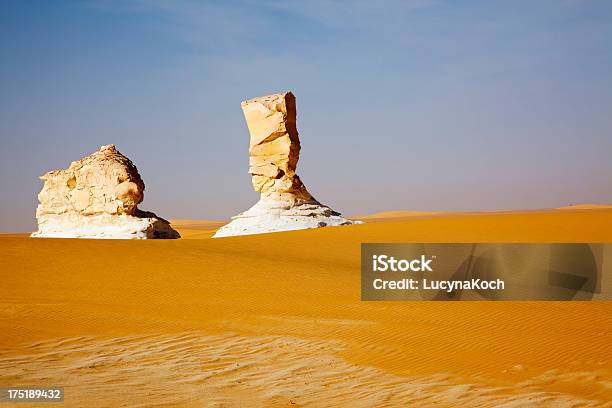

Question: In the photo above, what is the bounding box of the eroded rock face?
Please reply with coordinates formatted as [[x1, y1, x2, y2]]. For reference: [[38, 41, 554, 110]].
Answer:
[[213, 92, 359, 237], [31, 145, 179, 239]]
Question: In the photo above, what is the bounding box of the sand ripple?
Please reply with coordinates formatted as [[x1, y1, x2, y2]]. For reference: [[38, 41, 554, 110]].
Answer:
[[1, 332, 609, 407]]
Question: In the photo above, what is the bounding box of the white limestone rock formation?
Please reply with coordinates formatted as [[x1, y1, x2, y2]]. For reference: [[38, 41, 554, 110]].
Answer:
[[213, 92, 360, 238], [31, 144, 180, 239]]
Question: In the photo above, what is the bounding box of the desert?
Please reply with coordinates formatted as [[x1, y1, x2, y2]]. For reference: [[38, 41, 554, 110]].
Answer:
[[1, 206, 611, 407], [2, 1, 611, 407]]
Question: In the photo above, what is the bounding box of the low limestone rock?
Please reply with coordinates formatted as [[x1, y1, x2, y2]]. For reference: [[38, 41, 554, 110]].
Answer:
[[213, 92, 360, 237], [31, 144, 180, 239]]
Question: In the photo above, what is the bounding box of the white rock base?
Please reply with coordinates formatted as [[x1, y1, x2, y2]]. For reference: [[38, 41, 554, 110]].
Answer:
[[31, 213, 180, 239], [213, 197, 361, 238]]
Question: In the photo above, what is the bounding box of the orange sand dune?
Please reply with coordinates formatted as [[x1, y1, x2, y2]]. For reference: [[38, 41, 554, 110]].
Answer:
[[353, 210, 441, 222], [355, 210, 440, 218], [557, 203, 612, 210], [169, 219, 226, 239], [356, 203, 612, 223], [2, 208, 612, 407]]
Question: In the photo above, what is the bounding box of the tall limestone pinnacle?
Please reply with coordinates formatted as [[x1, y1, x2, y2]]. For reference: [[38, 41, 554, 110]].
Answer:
[[31, 144, 180, 239], [213, 92, 359, 237]]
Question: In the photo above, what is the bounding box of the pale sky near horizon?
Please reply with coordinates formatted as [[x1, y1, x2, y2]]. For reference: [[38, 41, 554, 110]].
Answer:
[[1, 0, 611, 231]]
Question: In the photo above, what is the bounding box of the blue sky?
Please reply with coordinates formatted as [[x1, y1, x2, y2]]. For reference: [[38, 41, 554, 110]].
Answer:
[[1, 0, 611, 231]]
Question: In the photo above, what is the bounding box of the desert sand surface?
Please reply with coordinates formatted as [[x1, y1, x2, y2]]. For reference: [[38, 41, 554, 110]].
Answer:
[[2, 208, 612, 407], [352, 210, 441, 223], [169, 219, 227, 239], [557, 204, 612, 210]]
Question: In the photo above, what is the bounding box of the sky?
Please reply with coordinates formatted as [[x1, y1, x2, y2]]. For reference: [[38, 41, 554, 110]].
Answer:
[[1, 0, 611, 231]]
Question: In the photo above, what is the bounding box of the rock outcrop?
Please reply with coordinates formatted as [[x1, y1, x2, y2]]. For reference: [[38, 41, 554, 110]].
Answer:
[[31, 145, 180, 239], [213, 92, 359, 237]]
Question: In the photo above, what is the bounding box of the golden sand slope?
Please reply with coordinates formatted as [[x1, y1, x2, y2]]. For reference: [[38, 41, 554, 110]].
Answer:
[[169, 219, 226, 239], [1, 208, 612, 407], [557, 204, 612, 210], [352, 210, 441, 223]]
